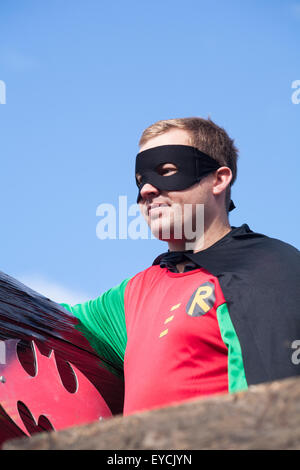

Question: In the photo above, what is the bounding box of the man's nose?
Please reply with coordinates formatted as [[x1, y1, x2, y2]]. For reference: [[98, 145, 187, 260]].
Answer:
[[139, 182, 160, 200]]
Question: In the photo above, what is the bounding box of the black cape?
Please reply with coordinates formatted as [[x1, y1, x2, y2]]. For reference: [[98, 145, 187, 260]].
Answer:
[[154, 224, 300, 386]]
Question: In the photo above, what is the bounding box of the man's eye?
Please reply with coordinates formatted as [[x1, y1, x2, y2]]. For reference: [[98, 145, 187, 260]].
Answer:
[[156, 164, 178, 176], [161, 168, 176, 176]]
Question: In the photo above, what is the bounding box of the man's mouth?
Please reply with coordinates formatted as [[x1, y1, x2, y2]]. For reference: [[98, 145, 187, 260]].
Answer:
[[148, 203, 169, 216]]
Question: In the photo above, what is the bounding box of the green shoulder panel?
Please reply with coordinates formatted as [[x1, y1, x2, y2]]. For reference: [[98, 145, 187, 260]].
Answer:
[[61, 277, 131, 376]]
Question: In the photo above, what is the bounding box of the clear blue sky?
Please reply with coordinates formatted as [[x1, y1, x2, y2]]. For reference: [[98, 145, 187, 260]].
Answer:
[[0, 0, 299, 302]]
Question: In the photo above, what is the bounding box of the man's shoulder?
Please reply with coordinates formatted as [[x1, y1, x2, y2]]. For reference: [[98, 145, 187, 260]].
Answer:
[[231, 225, 300, 279], [193, 224, 299, 279], [123, 265, 164, 300], [229, 223, 297, 254], [130, 264, 162, 282], [247, 227, 299, 261]]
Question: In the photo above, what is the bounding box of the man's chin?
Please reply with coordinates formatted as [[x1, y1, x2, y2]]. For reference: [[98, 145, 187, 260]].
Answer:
[[149, 222, 183, 242]]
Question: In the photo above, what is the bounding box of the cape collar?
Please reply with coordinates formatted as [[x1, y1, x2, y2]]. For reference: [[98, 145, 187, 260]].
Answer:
[[153, 224, 259, 274]]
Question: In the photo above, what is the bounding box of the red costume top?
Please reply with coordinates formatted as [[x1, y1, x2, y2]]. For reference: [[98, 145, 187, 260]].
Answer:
[[123, 265, 229, 414]]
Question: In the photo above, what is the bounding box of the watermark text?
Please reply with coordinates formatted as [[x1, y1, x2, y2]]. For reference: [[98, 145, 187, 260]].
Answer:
[[0, 80, 6, 104], [291, 80, 300, 104], [291, 340, 300, 364], [96, 196, 204, 250], [107, 453, 192, 467], [0, 341, 6, 364]]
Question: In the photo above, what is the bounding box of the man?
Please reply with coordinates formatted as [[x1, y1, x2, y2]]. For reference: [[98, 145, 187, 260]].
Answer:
[[62, 117, 300, 416]]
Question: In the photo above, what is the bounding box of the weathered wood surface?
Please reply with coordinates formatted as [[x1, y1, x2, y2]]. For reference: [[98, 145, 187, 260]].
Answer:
[[4, 376, 300, 450]]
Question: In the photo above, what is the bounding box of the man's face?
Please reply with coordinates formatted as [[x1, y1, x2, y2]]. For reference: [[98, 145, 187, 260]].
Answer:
[[136, 129, 215, 247]]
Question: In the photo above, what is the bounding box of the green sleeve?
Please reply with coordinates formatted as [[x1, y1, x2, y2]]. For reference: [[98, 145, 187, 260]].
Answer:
[[61, 277, 131, 376]]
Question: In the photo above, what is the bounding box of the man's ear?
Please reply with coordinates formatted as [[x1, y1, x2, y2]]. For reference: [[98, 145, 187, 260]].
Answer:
[[212, 167, 232, 197]]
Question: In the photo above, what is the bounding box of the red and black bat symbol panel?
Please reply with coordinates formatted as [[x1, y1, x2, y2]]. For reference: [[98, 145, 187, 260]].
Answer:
[[0, 339, 112, 447]]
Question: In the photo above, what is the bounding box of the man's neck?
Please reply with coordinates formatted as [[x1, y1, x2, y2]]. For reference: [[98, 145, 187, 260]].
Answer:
[[194, 221, 232, 253], [167, 219, 232, 272]]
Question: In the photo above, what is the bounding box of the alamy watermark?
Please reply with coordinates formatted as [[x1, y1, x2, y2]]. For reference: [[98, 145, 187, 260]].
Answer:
[[291, 80, 300, 104], [96, 196, 204, 250], [0, 80, 6, 104], [291, 340, 300, 365], [0, 341, 6, 364]]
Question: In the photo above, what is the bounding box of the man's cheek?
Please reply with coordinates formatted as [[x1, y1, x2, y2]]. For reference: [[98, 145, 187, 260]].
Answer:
[[138, 204, 147, 218]]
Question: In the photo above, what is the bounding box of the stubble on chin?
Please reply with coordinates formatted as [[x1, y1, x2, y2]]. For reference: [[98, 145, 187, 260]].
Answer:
[[148, 203, 204, 250]]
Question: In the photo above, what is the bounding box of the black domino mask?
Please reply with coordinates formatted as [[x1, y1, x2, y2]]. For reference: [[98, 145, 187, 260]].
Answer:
[[135, 145, 235, 211]]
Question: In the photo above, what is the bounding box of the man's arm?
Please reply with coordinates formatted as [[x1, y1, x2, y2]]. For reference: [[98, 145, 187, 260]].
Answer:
[[61, 277, 131, 376]]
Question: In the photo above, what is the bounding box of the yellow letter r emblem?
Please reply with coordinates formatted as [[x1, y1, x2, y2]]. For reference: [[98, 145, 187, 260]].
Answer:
[[186, 282, 216, 317]]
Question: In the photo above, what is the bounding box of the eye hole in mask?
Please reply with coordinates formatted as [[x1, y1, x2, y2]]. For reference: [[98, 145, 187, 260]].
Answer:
[[156, 163, 178, 177], [136, 163, 178, 187]]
